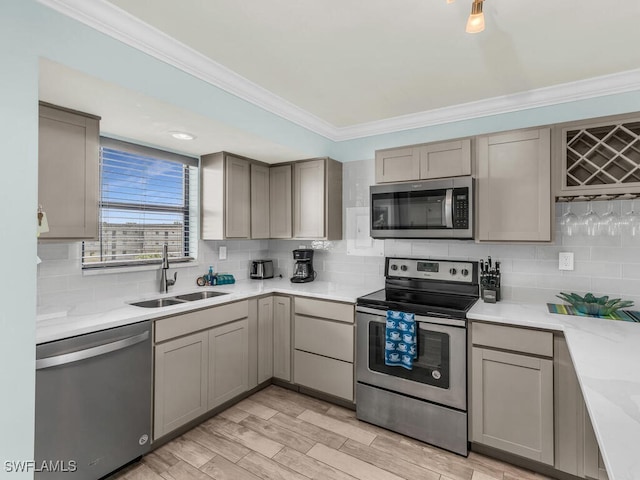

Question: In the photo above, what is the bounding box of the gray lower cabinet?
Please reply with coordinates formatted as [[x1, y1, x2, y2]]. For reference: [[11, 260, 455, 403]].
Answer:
[[153, 301, 250, 439], [273, 295, 292, 382], [471, 322, 554, 465], [208, 319, 249, 409], [38, 103, 100, 239], [257, 296, 274, 384], [555, 335, 609, 480], [476, 127, 552, 242], [292, 297, 355, 401], [154, 331, 208, 439]]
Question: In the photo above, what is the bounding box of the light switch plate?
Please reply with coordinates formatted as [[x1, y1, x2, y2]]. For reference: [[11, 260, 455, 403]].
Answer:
[[219, 245, 227, 260], [559, 252, 574, 271]]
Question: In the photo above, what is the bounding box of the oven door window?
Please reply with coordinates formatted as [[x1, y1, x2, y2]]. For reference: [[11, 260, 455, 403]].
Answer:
[[371, 189, 448, 230], [368, 321, 450, 388]]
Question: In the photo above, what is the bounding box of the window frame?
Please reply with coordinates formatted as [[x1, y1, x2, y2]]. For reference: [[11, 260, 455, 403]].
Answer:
[[82, 137, 198, 269]]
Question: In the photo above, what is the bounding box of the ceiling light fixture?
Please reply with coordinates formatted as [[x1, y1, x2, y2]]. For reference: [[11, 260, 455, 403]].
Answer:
[[446, 0, 455, 4], [170, 131, 196, 140], [465, 0, 485, 34]]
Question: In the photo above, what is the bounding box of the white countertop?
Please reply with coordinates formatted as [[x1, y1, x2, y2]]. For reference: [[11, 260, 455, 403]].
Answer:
[[38, 283, 637, 480], [468, 301, 640, 480], [36, 278, 381, 344]]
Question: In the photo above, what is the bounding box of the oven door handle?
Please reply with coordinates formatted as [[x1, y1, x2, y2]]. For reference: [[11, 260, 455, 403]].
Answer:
[[356, 306, 466, 328], [444, 189, 454, 229]]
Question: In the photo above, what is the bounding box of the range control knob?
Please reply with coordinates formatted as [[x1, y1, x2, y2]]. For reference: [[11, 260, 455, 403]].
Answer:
[[390, 264, 398, 271], [461, 268, 469, 277], [400, 265, 408, 271], [449, 268, 457, 275]]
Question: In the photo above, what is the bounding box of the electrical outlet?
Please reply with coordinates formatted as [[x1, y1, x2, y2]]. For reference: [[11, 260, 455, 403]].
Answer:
[[219, 245, 227, 260], [559, 252, 574, 271]]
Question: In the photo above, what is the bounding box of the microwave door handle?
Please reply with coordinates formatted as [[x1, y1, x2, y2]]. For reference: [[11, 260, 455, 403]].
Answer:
[[444, 189, 454, 228]]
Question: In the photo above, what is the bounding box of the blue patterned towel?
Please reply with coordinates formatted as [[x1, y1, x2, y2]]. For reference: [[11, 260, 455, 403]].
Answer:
[[385, 310, 417, 370]]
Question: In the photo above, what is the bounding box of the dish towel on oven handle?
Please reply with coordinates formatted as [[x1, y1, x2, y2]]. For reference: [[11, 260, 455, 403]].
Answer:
[[385, 310, 417, 370]]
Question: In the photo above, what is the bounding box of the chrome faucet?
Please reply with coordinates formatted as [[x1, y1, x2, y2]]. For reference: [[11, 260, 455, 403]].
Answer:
[[160, 244, 177, 293]]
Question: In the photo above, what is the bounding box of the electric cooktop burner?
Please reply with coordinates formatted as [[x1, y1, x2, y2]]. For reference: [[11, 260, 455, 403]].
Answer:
[[356, 257, 480, 320], [357, 289, 477, 319]]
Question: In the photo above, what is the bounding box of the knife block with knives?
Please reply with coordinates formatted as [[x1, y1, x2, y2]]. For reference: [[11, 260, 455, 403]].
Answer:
[[480, 257, 501, 303]]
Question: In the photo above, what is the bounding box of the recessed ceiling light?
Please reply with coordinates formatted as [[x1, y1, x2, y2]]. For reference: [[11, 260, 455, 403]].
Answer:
[[170, 131, 196, 140]]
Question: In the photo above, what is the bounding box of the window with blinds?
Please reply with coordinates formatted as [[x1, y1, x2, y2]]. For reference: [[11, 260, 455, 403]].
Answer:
[[83, 138, 198, 268]]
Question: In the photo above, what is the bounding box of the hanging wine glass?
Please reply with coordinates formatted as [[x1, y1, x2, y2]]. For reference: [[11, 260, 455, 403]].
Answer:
[[599, 202, 619, 236], [560, 203, 580, 237], [621, 199, 640, 237], [581, 201, 600, 236]]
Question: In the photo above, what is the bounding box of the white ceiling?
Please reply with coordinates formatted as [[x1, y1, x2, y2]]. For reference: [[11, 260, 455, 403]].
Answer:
[[38, 59, 309, 163], [105, 0, 640, 127], [38, 0, 640, 157]]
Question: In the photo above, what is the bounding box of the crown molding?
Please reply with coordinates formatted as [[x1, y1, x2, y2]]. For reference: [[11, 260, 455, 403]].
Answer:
[[333, 69, 640, 141], [37, 0, 337, 139], [38, 0, 640, 143]]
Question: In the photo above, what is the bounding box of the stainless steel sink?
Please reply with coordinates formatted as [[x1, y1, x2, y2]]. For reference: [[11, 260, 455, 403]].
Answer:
[[174, 291, 229, 302], [129, 298, 187, 308], [129, 290, 228, 308]]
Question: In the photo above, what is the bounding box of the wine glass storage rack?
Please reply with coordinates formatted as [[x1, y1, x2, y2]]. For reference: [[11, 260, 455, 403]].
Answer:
[[557, 114, 640, 198]]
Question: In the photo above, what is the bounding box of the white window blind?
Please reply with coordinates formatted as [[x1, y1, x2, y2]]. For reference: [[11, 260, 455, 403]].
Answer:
[[83, 138, 198, 268]]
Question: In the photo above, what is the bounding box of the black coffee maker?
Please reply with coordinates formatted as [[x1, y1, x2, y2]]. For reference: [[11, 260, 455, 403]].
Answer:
[[291, 249, 316, 283]]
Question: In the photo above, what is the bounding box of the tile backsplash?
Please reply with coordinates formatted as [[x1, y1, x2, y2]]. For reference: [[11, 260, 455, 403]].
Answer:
[[37, 240, 269, 309], [37, 158, 640, 310]]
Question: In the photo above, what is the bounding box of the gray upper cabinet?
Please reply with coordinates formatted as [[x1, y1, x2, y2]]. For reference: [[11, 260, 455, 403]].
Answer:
[[375, 147, 420, 183], [476, 127, 552, 242], [293, 158, 342, 240], [269, 164, 292, 238], [201, 152, 252, 239], [38, 103, 100, 239], [419, 139, 471, 179], [225, 155, 251, 238], [203, 153, 341, 240], [375, 139, 472, 183], [250, 163, 270, 239]]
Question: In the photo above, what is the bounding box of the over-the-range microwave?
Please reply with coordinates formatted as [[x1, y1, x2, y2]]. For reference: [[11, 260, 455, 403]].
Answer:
[[370, 176, 474, 239]]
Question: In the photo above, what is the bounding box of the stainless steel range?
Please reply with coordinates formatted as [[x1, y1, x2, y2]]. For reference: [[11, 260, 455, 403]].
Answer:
[[356, 257, 479, 456]]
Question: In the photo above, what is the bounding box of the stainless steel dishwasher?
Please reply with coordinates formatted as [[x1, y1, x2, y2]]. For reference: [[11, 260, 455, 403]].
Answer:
[[35, 321, 152, 479]]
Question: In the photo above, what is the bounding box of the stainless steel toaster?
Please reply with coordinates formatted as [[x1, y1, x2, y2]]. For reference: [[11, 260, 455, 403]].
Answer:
[[250, 260, 274, 279]]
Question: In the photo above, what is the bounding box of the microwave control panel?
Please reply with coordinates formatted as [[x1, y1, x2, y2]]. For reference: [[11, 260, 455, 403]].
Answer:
[[453, 188, 469, 229]]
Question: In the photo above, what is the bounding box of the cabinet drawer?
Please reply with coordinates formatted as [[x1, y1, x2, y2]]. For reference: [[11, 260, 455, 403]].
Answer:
[[155, 301, 249, 343], [294, 350, 353, 401], [294, 297, 354, 323], [472, 322, 553, 357], [294, 315, 353, 362]]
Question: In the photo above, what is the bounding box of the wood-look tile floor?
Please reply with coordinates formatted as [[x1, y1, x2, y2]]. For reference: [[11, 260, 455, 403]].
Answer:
[[113, 385, 552, 480]]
